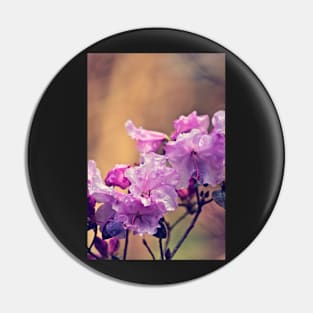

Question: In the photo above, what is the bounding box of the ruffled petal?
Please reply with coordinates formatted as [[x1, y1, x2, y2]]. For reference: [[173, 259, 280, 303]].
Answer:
[[125, 120, 167, 153], [94, 203, 115, 225], [212, 110, 225, 135], [88, 160, 114, 202], [165, 131, 199, 188], [125, 152, 179, 208], [166, 128, 225, 187], [171, 111, 210, 140], [104, 164, 130, 189], [114, 195, 165, 235], [151, 185, 178, 211]]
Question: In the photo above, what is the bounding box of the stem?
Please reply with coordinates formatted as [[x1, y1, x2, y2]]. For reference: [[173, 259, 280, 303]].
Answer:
[[195, 184, 201, 205], [202, 199, 214, 206], [178, 202, 196, 209], [171, 211, 189, 230], [178, 203, 188, 208], [164, 219, 171, 251], [170, 186, 204, 259], [123, 229, 129, 260], [87, 226, 97, 253], [142, 239, 155, 260], [159, 238, 164, 260], [88, 250, 99, 259]]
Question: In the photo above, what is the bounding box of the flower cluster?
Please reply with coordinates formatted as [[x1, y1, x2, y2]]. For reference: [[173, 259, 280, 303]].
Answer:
[[87, 110, 225, 260]]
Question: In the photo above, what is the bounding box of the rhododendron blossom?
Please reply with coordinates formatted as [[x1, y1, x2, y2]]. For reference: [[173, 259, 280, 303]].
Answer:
[[212, 110, 225, 135], [176, 178, 197, 200], [113, 194, 166, 235], [87, 110, 225, 260], [125, 120, 167, 153], [87, 195, 96, 219], [88, 160, 113, 203], [165, 128, 225, 188], [171, 110, 210, 140], [88, 160, 106, 196], [105, 164, 131, 189], [125, 153, 179, 211]]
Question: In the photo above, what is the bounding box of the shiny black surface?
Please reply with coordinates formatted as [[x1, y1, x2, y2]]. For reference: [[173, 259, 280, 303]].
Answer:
[[27, 28, 284, 284]]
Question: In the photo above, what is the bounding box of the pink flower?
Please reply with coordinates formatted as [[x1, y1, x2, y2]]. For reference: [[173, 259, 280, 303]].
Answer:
[[93, 190, 127, 239], [94, 237, 121, 259], [108, 237, 120, 255], [88, 160, 106, 195], [212, 110, 225, 135], [171, 111, 210, 140], [114, 194, 165, 235], [88, 160, 113, 203], [94, 237, 108, 258], [94, 202, 115, 227], [176, 178, 197, 200], [105, 164, 131, 189], [87, 195, 96, 219], [165, 128, 225, 188], [125, 120, 167, 153], [125, 152, 179, 211]]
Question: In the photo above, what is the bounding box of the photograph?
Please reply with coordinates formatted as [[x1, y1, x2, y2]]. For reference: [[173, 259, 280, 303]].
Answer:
[[87, 53, 225, 260]]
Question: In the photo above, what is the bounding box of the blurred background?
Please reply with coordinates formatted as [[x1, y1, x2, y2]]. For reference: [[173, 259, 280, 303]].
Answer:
[[88, 53, 225, 260]]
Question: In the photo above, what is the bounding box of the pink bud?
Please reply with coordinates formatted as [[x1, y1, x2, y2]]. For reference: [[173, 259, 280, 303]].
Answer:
[[105, 164, 131, 189]]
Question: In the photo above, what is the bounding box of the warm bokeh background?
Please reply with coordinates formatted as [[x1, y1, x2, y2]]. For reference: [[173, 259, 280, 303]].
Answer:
[[88, 53, 225, 260]]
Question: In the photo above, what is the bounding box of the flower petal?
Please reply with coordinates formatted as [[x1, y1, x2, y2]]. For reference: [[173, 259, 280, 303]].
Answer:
[[212, 110, 225, 135], [151, 185, 178, 211], [114, 194, 165, 235], [94, 203, 115, 225], [94, 237, 108, 258], [88, 160, 113, 199], [125, 120, 167, 153], [171, 111, 210, 140], [126, 153, 175, 192], [104, 164, 130, 189]]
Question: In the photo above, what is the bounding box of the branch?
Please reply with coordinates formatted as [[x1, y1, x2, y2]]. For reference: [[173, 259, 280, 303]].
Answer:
[[159, 238, 164, 260], [87, 226, 97, 254], [202, 199, 214, 206], [170, 211, 189, 230], [170, 187, 210, 259], [123, 229, 129, 260], [142, 239, 155, 260]]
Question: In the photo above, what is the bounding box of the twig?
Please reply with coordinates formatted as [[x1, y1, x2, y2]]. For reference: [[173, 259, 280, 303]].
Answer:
[[170, 186, 209, 259], [170, 211, 189, 230], [142, 239, 155, 260], [164, 219, 171, 250], [88, 250, 99, 259], [159, 238, 164, 260], [178, 203, 188, 208], [195, 184, 201, 205], [202, 199, 214, 206], [87, 226, 97, 253], [123, 229, 129, 260]]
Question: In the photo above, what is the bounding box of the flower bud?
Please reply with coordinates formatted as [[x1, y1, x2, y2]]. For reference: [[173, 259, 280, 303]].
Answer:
[[109, 237, 120, 255], [105, 164, 131, 189], [102, 221, 125, 239], [94, 237, 108, 258]]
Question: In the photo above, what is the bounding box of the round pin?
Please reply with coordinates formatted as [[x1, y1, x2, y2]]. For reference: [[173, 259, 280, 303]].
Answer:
[[27, 28, 284, 284]]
